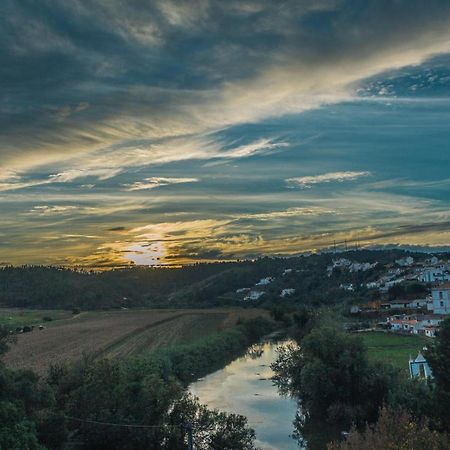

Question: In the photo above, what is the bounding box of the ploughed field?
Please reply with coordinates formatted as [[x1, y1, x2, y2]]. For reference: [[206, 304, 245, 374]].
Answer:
[[2, 308, 266, 374]]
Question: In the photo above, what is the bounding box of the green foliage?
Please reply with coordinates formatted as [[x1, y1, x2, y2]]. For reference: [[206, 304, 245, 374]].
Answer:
[[0, 363, 53, 449], [328, 406, 450, 450], [425, 318, 450, 431], [138, 317, 275, 384], [273, 326, 398, 429], [388, 282, 428, 301], [0, 250, 429, 310], [0, 317, 270, 449]]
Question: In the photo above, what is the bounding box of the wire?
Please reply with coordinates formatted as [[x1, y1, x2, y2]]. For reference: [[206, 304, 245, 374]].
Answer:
[[64, 415, 184, 429]]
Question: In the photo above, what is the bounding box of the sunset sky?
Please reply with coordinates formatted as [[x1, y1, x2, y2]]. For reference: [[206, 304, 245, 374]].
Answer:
[[1, 1, 450, 268]]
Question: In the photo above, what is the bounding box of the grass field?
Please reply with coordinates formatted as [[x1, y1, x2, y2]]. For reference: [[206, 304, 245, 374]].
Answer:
[[360, 332, 430, 374], [0, 308, 73, 328], [1, 308, 268, 374]]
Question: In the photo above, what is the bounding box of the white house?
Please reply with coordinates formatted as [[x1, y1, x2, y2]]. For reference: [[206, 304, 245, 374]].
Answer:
[[431, 284, 450, 314], [256, 277, 274, 286], [244, 291, 265, 301], [280, 288, 295, 298], [396, 256, 414, 267]]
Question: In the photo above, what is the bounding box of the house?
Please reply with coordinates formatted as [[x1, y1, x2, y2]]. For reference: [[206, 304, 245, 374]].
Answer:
[[340, 283, 354, 291], [381, 299, 426, 310], [396, 256, 414, 267], [388, 319, 403, 331], [280, 288, 295, 298], [409, 352, 433, 379], [407, 298, 428, 308], [417, 314, 443, 327], [430, 283, 450, 314], [244, 291, 265, 301], [419, 267, 450, 283], [423, 326, 438, 338], [256, 277, 274, 286]]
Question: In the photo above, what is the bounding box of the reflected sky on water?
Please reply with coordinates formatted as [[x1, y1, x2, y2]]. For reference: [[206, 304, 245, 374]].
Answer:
[[189, 341, 301, 450]]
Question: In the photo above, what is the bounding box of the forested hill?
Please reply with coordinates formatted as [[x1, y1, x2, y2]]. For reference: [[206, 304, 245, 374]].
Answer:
[[0, 249, 437, 310]]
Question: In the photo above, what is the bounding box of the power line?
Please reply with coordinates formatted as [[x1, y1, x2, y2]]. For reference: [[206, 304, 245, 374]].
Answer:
[[64, 415, 182, 429]]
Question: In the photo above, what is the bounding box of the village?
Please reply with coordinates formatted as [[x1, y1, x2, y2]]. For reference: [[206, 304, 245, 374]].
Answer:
[[232, 253, 450, 381]]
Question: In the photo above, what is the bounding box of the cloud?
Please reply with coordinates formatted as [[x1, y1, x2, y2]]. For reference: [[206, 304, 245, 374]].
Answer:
[[236, 206, 336, 220], [286, 171, 371, 188], [0, 168, 122, 192], [2, 1, 450, 174], [27, 205, 98, 216], [124, 177, 199, 191], [28, 205, 79, 216]]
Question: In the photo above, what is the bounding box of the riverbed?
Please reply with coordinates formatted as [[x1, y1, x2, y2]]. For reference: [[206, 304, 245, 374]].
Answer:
[[189, 340, 301, 450]]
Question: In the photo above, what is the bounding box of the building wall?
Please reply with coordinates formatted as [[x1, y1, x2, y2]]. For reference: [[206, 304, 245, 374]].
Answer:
[[432, 288, 450, 314]]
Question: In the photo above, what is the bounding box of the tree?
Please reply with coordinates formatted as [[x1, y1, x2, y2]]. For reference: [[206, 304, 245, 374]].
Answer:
[[328, 406, 449, 450], [272, 326, 396, 428], [425, 318, 450, 431]]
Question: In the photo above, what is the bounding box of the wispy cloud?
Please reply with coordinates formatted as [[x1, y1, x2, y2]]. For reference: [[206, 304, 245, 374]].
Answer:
[[0, 168, 122, 192], [235, 207, 336, 221], [27, 205, 97, 216], [286, 171, 371, 188], [124, 177, 199, 191]]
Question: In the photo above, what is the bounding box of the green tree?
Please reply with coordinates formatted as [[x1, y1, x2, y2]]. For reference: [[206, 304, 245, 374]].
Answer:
[[328, 406, 449, 450], [272, 326, 396, 428], [425, 318, 450, 431]]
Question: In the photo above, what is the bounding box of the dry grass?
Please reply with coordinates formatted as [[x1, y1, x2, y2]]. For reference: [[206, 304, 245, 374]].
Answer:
[[2, 308, 267, 374]]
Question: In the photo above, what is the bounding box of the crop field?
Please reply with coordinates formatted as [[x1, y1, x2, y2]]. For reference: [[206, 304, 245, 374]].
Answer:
[[360, 332, 430, 374], [1, 308, 267, 374]]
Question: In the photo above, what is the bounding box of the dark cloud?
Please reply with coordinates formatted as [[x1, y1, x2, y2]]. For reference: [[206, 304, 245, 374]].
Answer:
[[1, 0, 450, 168]]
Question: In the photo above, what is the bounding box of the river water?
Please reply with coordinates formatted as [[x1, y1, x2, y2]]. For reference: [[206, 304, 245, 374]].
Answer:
[[189, 340, 301, 450]]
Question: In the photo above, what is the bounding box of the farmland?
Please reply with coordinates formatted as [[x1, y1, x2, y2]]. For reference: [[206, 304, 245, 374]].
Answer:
[[360, 331, 430, 374], [1, 307, 268, 374]]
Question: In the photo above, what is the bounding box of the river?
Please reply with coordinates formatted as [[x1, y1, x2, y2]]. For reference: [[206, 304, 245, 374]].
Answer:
[[189, 340, 301, 450]]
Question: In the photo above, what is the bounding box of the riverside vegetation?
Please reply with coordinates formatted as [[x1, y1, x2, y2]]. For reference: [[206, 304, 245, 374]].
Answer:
[[272, 310, 450, 449], [0, 317, 274, 449]]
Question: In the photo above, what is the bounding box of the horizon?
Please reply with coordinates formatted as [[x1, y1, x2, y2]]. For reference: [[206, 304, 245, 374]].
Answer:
[[1, 1, 450, 268]]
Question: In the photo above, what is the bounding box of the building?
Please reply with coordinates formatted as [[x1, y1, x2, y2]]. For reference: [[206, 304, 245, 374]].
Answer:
[[256, 277, 274, 286], [380, 299, 427, 310], [419, 267, 450, 283], [431, 284, 450, 314], [409, 352, 433, 379], [244, 291, 265, 301], [280, 288, 295, 298], [396, 256, 414, 267]]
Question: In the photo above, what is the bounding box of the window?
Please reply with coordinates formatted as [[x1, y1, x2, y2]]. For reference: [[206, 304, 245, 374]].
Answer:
[[440, 291, 444, 299], [440, 301, 444, 307]]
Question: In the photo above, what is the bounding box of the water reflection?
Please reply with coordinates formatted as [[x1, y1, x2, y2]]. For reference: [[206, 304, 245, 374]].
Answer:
[[189, 341, 301, 450]]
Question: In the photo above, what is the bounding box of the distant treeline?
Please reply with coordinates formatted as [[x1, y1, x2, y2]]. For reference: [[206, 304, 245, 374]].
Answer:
[[0, 249, 442, 310]]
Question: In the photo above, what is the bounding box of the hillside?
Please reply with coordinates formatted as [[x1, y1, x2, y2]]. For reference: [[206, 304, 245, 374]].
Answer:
[[0, 249, 440, 310]]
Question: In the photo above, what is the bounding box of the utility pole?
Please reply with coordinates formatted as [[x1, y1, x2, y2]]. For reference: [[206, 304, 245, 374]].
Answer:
[[186, 423, 193, 450]]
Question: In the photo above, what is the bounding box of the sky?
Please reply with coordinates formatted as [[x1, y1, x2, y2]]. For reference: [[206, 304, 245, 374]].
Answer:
[[1, 0, 450, 268]]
